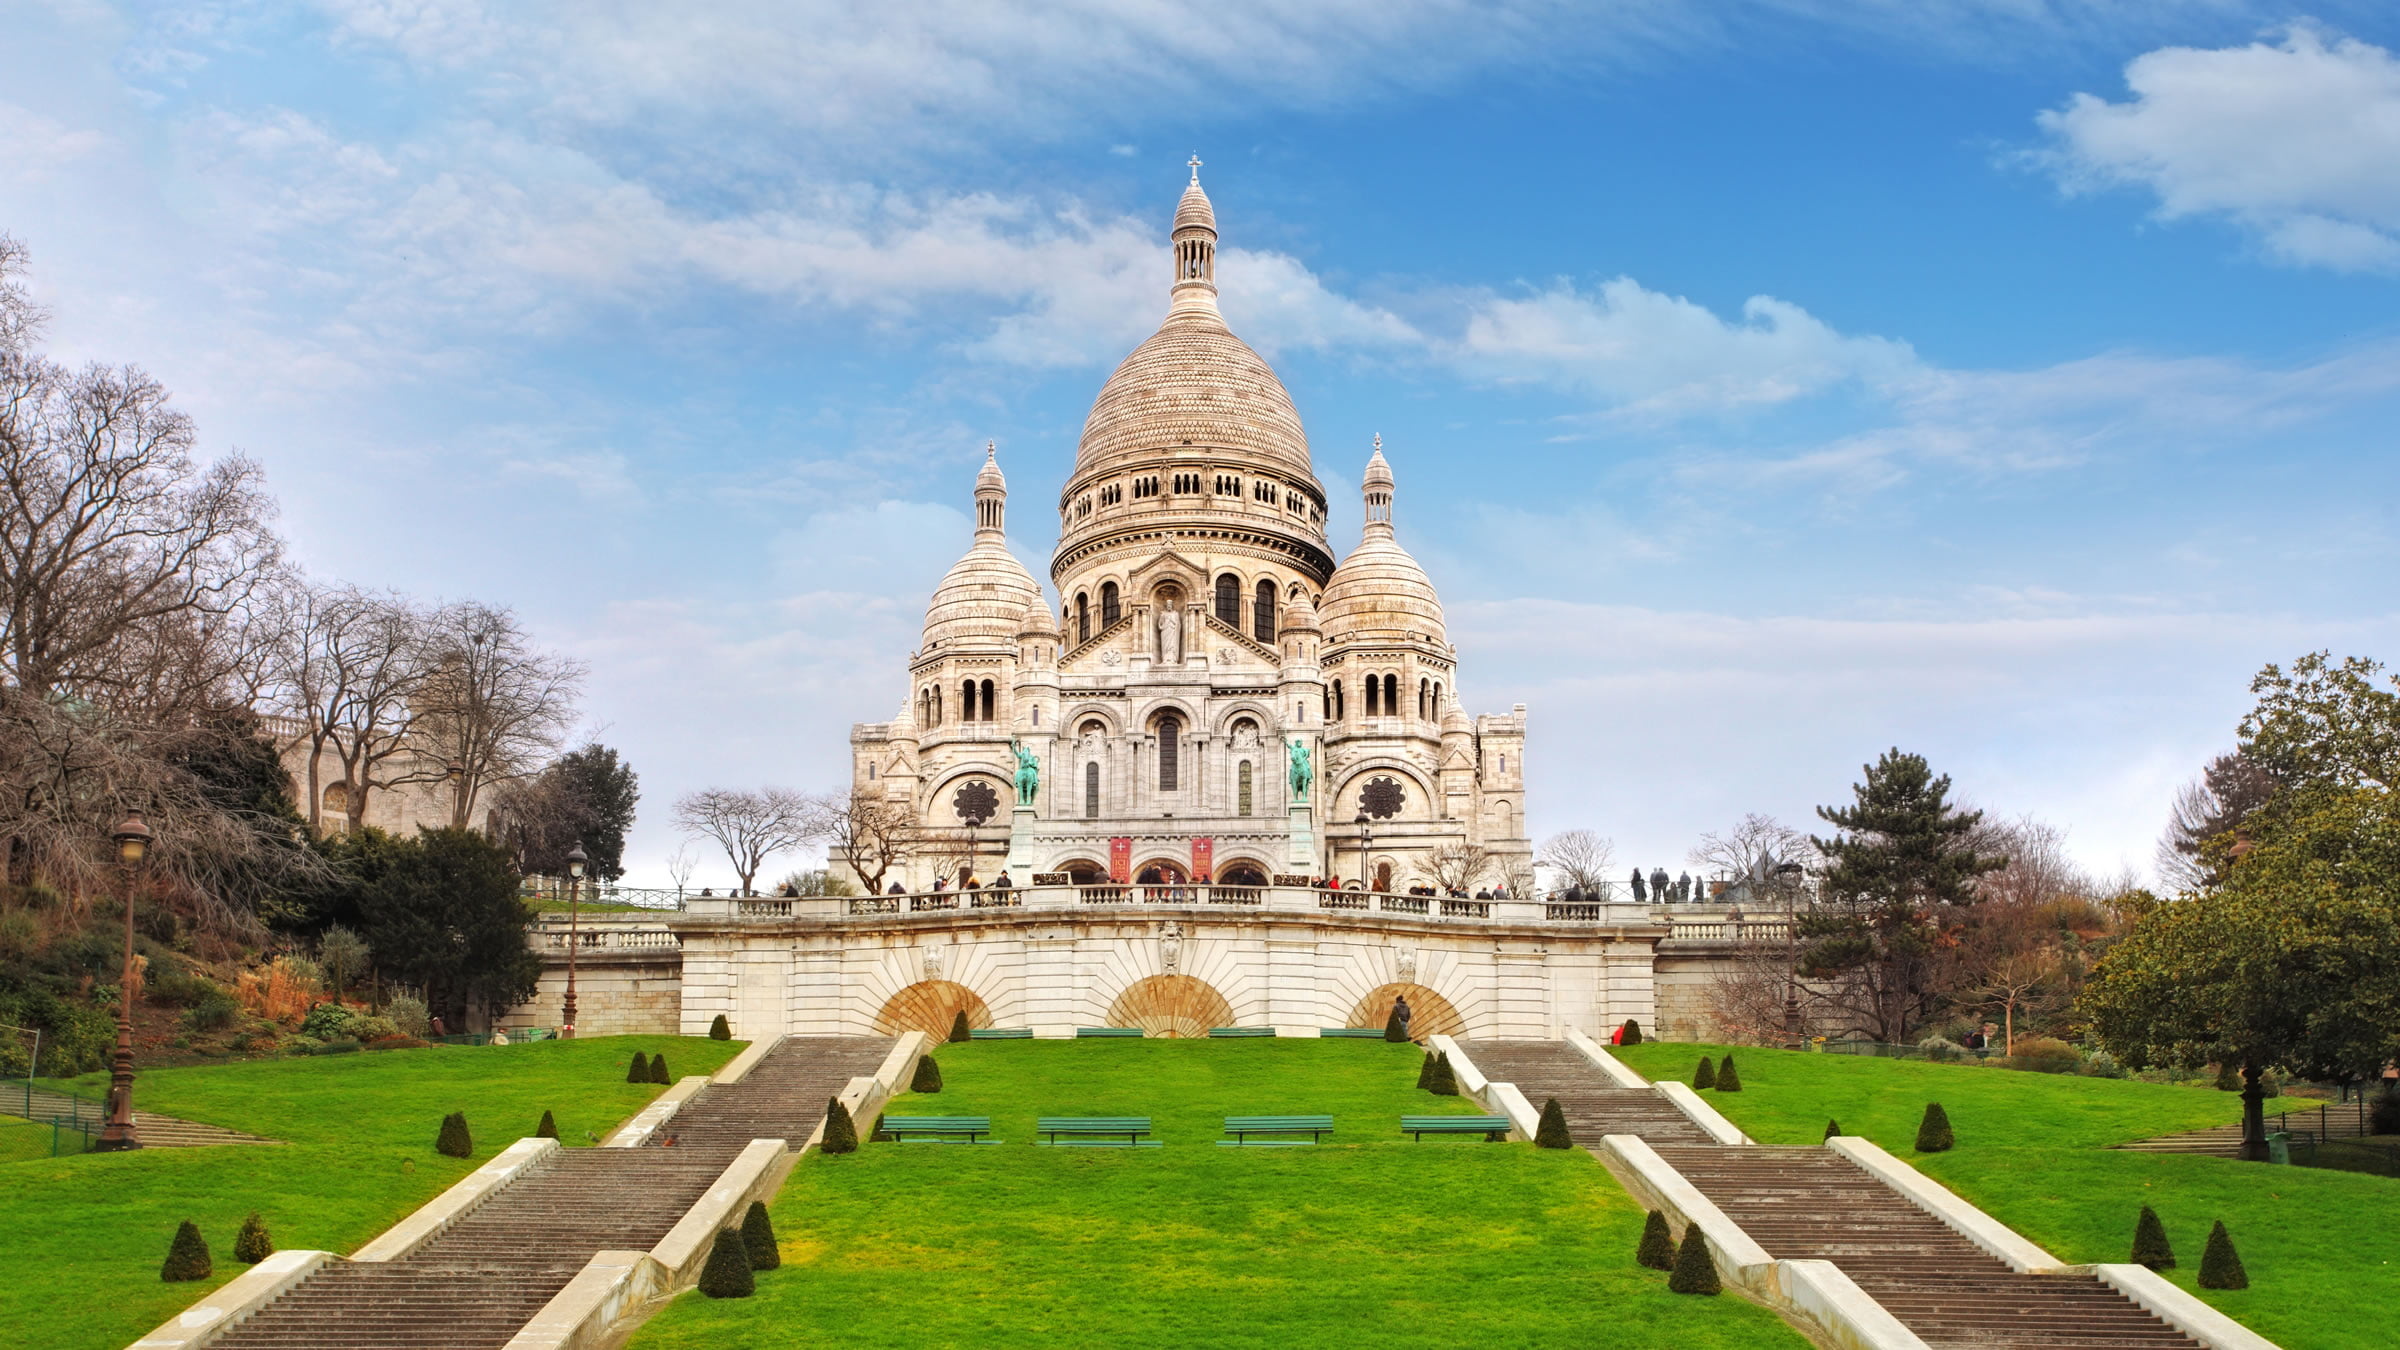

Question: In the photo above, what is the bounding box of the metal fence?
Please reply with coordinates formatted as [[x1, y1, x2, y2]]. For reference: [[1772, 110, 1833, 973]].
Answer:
[[1, 1078, 105, 1156], [2288, 1136, 2400, 1177]]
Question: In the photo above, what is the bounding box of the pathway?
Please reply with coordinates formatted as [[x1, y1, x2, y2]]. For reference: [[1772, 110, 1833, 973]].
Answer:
[[3, 1084, 279, 1148], [2117, 1098, 2373, 1158]]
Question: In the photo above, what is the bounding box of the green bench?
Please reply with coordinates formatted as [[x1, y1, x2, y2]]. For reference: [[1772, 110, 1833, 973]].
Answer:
[[1318, 1028, 1388, 1039], [969, 1028, 1032, 1040], [1075, 1027, 1144, 1038], [881, 1115, 994, 1144], [1207, 1027, 1275, 1038], [1037, 1116, 1157, 1147], [1401, 1115, 1514, 1142], [1221, 1114, 1334, 1145]]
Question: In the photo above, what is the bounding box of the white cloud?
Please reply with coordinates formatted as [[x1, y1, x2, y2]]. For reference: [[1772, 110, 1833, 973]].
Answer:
[[0, 101, 107, 184], [2034, 25, 2400, 272]]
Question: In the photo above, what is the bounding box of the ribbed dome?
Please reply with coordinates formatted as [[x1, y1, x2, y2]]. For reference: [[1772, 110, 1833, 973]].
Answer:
[[1320, 532, 1446, 648], [922, 540, 1041, 650], [1175, 181, 1216, 234], [1074, 307, 1311, 476], [1017, 590, 1060, 638]]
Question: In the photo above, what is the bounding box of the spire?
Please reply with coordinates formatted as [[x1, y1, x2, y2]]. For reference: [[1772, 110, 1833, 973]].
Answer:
[[1172, 159, 1218, 311], [974, 440, 1007, 539], [1362, 435, 1394, 539]]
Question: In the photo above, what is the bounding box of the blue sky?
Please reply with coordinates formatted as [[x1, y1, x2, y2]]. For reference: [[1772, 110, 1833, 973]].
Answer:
[[6, 1, 2396, 887]]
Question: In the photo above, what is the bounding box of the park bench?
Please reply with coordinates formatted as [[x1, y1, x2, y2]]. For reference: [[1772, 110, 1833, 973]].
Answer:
[[1076, 1027, 1144, 1038], [1207, 1027, 1275, 1038], [881, 1115, 994, 1144], [1318, 1028, 1387, 1039], [1220, 1114, 1334, 1146], [1037, 1116, 1158, 1147], [969, 1028, 1033, 1040], [1400, 1115, 1513, 1142]]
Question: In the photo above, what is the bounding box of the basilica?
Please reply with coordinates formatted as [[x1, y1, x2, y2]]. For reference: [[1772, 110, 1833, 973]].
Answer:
[[847, 170, 1531, 894]]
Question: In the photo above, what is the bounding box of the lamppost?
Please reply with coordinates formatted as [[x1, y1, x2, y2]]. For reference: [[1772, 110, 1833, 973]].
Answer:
[[1354, 812, 1373, 892], [445, 759, 465, 829], [562, 842, 586, 1038], [95, 812, 153, 1152]]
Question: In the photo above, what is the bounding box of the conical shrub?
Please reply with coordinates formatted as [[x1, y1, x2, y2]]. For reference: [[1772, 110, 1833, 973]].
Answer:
[[740, 1200, 780, 1271], [698, 1226, 755, 1298], [649, 1053, 671, 1085], [1620, 1019, 1643, 1046], [1916, 1102, 1954, 1153], [709, 1014, 731, 1041], [2199, 1221, 2247, 1290], [1824, 1119, 1842, 1141], [1535, 1097, 1573, 1149], [1426, 1052, 1458, 1097], [161, 1221, 212, 1282], [911, 1055, 943, 1093], [436, 1111, 472, 1158], [536, 1109, 558, 1139], [626, 1051, 651, 1084], [948, 1010, 971, 1044], [1383, 1003, 1409, 1042], [1716, 1054, 1742, 1092], [1416, 1050, 1435, 1090], [820, 1097, 859, 1154], [2130, 1205, 2175, 1270], [233, 1212, 273, 1264], [1667, 1226, 1720, 1294], [1694, 1056, 1716, 1090], [1636, 1210, 1676, 1270], [2214, 1062, 2241, 1092]]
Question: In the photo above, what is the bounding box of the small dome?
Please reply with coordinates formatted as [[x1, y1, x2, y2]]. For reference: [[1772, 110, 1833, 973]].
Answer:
[[1175, 181, 1216, 235], [1277, 585, 1321, 635], [922, 540, 1041, 650], [1441, 700, 1471, 735], [1362, 443, 1393, 488], [1017, 591, 1060, 638], [976, 442, 1005, 492], [1320, 533, 1446, 648]]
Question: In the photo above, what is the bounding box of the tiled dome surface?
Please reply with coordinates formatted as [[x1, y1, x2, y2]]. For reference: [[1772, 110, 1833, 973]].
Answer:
[[922, 541, 1041, 650], [1073, 306, 1312, 478], [1320, 533, 1446, 648]]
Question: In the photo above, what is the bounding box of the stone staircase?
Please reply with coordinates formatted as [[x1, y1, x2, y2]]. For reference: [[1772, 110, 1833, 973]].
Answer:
[[206, 1037, 891, 1350], [1471, 1041, 2204, 1350], [4, 1084, 278, 1148]]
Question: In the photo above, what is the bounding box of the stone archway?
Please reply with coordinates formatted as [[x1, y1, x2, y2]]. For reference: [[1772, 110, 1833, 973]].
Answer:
[[1349, 982, 1464, 1039], [875, 980, 992, 1039], [1106, 974, 1233, 1039]]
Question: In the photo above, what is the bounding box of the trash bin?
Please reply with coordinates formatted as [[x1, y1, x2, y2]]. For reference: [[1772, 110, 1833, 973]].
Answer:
[[2266, 1131, 2290, 1165]]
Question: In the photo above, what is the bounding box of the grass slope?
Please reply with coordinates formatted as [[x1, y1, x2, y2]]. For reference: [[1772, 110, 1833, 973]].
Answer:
[[1614, 1042, 2392, 1350], [632, 1039, 1807, 1350], [2, 1034, 742, 1350]]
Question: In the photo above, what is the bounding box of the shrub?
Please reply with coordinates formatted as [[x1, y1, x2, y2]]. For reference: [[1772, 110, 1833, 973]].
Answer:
[[1694, 1057, 1716, 1090], [2215, 1062, 2241, 1092], [911, 1055, 943, 1093], [183, 989, 242, 1033], [1383, 1003, 1409, 1042], [1916, 1102, 1954, 1153], [1667, 1226, 1720, 1294], [626, 1052, 651, 1084], [234, 1212, 274, 1264], [1917, 1036, 1965, 1062], [536, 1110, 558, 1139], [385, 993, 430, 1039], [1636, 1210, 1676, 1270], [300, 1002, 356, 1040], [709, 1014, 731, 1041], [161, 1221, 212, 1282], [2010, 1037, 2081, 1074], [285, 1035, 324, 1055], [349, 1015, 401, 1042], [820, 1097, 858, 1154], [649, 1053, 671, 1085], [1425, 1053, 1458, 1097], [947, 1010, 971, 1044], [1619, 1019, 1643, 1046], [2372, 1090, 2400, 1136], [1416, 1050, 1434, 1091], [740, 1200, 780, 1271], [1535, 1098, 1573, 1149], [2199, 1221, 2247, 1290], [315, 1037, 362, 1055], [1824, 1119, 1842, 1141], [1715, 1055, 1742, 1092], [698, 1227, 755, 1298], [2130, 1205, 2174, 1270], [436, 1111, 472, 1158], [2082, 1050, 2125, 1078]]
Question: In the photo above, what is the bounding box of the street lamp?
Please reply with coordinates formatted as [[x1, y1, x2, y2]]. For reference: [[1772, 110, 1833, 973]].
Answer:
[[445, 759, 465, 829], [96, 812, 153, 1152], [562, 842, 587, 1038], [1354, 812, 1373, 893]]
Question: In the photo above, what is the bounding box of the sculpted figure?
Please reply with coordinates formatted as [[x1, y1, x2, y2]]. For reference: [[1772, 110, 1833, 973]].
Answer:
[[1286, 738, 1312, 801], [1156, 606, 1182, 663], [1009, 738, 1040, 808]]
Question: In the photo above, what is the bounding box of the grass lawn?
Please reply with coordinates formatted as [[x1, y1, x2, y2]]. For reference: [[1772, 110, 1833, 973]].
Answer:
[[1614, 1042, 2396, 1350], [1, 1033, 743, 1350], [0, 1114, 77, 1163], [631, 1039, 1809, 1350]]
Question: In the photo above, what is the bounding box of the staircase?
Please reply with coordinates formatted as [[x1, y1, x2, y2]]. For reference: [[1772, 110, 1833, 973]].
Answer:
[[1473, 1042, 2204, 1350], [207, 1037, 891, 1350]]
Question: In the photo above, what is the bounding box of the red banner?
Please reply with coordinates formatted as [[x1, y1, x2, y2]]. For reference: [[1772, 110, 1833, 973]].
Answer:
[[1191, 837, 1213, 882], [1109, 837, 1132, 883]]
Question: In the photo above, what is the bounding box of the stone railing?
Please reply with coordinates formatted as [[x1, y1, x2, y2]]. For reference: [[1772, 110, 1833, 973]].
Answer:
[[678, 886, 1663, 927], [1661, 913, 1795, 945], [530, 917, 680, 952]]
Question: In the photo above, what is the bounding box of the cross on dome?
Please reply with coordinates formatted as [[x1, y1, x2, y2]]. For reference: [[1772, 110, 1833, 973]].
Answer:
[[1188, 153, 1202, 183]]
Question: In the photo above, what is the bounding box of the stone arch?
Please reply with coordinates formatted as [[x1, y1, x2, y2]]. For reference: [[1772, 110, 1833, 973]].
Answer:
[[1216, 858, 1270, 886], [1107, 974, 1233, 1039], [1210, 699, 1277, 737], [875, 980, 992, 1039], [1133, 858, 1188, 884], [1336, 761, 1437, 822], [1349, 982, 1465, 1039], [1054, 857, 1108, 883]]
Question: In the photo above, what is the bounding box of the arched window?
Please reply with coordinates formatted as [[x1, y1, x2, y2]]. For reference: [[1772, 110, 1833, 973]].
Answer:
[[961, 680, 975, 723], [1076, 593, 1090, 644], [1101, 582, 1120, 627], [1433, 681, 1442, 717], [1333, 680, 1344, 720], [1365, 676, 1379, 717], [1383, 674, 1399, 717], [1214, 573, 1240, 626], [1419, 678, 1430, 720], [1254, 579, 1275, 642], [868, 762, 877, 781], [1237, 761, 1253, 815], [1157, 714, 1181, 791], [1032, 706, 1040, 727]]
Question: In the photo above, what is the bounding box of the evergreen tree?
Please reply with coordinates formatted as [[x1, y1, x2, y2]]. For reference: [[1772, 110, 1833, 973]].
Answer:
[[1416, 1050, 1435, 1090], [740, 1201, 780, 1271], [1383, 1003, 1409, 1042], [233, 1212, 273, 1264], [1535, 1098, 1573, 1149], [1636, 1210, 1676, 1270], [1716, 1055, 1742, 1091], [911, 1055, 943, 1093], [2199, 1221, 2247, 1290], [698, 1227, 755, 1298], [1915, 1102, 1954, 1153], [536, 1110, 558, 1139], [948, 1010, 971, 1043], [820, 1097, 859, 1154], [2215, 1062, 2241, 1092], [161, 1221, 213, 1282], [436, 1111, 473, 1158], [709, 1014, 731, 1041], [1694, 1057, 1716, 1090], [1667, 1226, 1720, 1294], [357, 829, 542, 1030], [2130, 1205, 2175, 1270], [649, 1053, 671, 1085], [1619, 1019, 1643, 1046], [626, 1051, 650, 1084], [1824, 1119, 1842, 1141], [1426, 1053, 1459, 1096]]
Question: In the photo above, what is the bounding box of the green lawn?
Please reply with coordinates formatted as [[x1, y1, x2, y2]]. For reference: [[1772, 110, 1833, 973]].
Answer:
[[631, 1039, 1808, 1350], [3, 1034, 743, 1350], [0, 1114, 77, 1163], [1615, 1042, 2395, 1350]]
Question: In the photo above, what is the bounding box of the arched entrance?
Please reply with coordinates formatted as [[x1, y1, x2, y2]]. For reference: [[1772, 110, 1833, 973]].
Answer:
[[875, 980, 992, 1039], [1134, 860, 1187, 884], [1057, 858, 1107, 883], [1217, 861, 1269, 886], [1106, 974, 1233, 1039], [1349, 982, 1464, 1039]]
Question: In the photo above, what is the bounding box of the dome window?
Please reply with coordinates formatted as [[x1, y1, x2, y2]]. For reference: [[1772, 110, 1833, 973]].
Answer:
[[1253, 580, 1275, 642], [1214, 573, 1240, 626]]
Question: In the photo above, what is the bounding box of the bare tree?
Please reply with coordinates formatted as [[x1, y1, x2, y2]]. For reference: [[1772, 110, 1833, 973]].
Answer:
[[1427, 843, 1493, 894], [819, 789, 912, 896], [410, 602, 584, 828], [260, 581, 418, 833], [1706, 932, 1815, 1047], [1496, 853, 1538, 901], [1688, 813, 1812, 894], [1538, 829, 1615, 893], [2155, 752, 2276, 891], [673, 788, 817, 895], [665, 844, 698, 899]]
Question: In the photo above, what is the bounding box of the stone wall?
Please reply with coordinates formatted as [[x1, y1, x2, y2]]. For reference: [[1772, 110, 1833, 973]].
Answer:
[[499, 947, 682, 1037]]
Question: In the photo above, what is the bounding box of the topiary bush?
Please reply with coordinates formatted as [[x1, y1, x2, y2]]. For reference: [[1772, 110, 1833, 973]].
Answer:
[[1416, 1050, 1434, 1091], [536, 1110, 558, 1139], [2215, 1061, 2241, 1092], [626, 1051, 651, 1084], [2199, 1221, 2247, 1290], [741, 1200, 780, 1271], [436, 1111, 472, 1158], [1715, 1055, 1742, 1092], [1535, 1098, 1573, 1149], [698, 1226, 755, 1298], [1667, 1226, 1720, 1294], [911, 1055, 943, 1093], [1619, 1019, 1643, 1046], [161, 1221, 212, 1282], [1916, 1035, 1965, 1062], [820, 1097, 858, 1154], [2130, 1204, 2174, 1270], [1694, 1057, 1716, 1090], [233, 1212, 273, 1264], [948, 1010, 971, 1044], [1383, 1003, 1409, 1042], [1636, 1210, 1675, 1270], [649, 1053, 671, 1085], [1425, 1052, 1458, 1097], [2009, 1037, 2081, 1074], [709, 1013, 731, 1041], [1824, 1119, 1842, 1141], [1915, 1102, 1954, 1153]]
